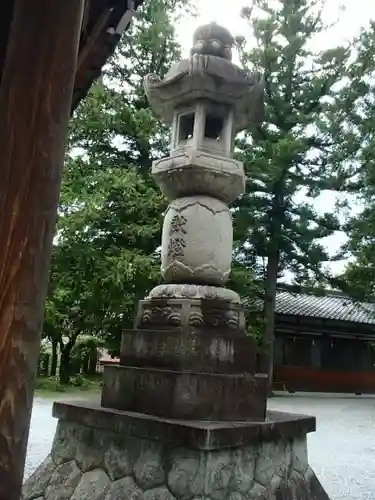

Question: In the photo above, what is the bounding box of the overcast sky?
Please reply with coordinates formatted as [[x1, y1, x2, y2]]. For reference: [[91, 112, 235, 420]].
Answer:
[[174, 0, 375, 279], [176, 0, 375, 53]]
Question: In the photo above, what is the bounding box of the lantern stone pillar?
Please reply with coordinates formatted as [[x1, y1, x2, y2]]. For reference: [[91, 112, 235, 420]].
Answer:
[[23, 23, 331, 500]]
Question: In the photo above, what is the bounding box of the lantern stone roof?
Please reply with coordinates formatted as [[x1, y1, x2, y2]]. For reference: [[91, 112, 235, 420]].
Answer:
[[143, 22, 265, 129], [0, 0, 144, 112]]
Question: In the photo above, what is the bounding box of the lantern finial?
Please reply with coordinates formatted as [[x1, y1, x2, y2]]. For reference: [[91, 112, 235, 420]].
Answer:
[[191, 22, 234, 60]]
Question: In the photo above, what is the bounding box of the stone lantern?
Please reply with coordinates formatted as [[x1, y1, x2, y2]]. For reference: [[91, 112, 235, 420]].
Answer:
[[23, 23, 331, 500], [99, 22, 270, 422], [143, 23, 263, 292], [132, 23, 262, 323]]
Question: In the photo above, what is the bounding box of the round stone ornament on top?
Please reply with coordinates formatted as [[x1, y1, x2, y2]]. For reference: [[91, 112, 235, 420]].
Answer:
[[191, 22, 234, 60]]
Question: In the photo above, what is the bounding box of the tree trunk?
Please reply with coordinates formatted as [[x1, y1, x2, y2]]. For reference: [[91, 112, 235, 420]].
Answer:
[[51, 341, 58, 377], [264, 250, 280, 392], [40, 354, 50, 377], [83, 355, 90, 376], [88, 352, 98, 376], [0, 2, 84, 497], [59, 337, 78, 385], [59, 347, 71, 385]]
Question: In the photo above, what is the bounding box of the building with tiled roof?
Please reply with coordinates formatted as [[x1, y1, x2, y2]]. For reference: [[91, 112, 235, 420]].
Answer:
[[272, 288, 375, 394]]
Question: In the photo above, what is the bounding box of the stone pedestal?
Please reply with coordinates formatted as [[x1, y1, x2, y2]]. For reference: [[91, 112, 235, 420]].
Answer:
[[23, 400, 329, 500], [100, 296, 268, 421], [101, 365, 267, 421]]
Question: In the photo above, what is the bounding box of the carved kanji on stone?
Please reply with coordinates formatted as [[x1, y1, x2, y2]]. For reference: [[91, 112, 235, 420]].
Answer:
[[168, 237, 186, 259], [169, 214, 187, 234]]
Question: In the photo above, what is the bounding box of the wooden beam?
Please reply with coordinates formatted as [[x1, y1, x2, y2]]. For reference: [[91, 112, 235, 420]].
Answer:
[[0, 1, 84, 498], [0, 2, 14, 85]]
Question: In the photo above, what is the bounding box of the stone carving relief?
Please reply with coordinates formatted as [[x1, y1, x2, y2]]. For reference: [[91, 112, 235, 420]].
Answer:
[[141, 305, 181, 327], [147, 284, 241, 303], [188, 307, 240, 330], [169, 214, 187, 234], [161, 196, 232, 285], [137, 298, 244, 333], [167, 237, 186, 260], [166, 213, 188, 260]]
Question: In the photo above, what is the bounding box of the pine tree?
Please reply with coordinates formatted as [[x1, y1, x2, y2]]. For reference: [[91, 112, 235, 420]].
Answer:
[[233, 0, 357, 385], [336, 22, 375, 302]]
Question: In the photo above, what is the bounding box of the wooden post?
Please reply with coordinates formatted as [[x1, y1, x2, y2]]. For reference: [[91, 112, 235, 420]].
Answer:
[[0, 1, 84, 498]]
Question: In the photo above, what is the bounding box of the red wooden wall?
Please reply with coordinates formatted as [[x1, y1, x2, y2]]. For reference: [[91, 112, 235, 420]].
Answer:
[[274, 365, 375, 394]]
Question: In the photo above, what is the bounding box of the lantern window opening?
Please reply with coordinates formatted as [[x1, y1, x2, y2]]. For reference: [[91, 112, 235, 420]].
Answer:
[[204, 113, 224, 142], [178, 112, 195, 142]]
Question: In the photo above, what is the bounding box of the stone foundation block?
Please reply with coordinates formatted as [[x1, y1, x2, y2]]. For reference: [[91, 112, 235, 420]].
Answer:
[[22, 401, 330, 500], [101, 365, 267, 420]]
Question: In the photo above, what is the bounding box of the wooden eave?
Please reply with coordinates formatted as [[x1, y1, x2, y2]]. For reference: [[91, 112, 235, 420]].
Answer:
[[274, 312, 375, 339], [0, 0, 144, 112]]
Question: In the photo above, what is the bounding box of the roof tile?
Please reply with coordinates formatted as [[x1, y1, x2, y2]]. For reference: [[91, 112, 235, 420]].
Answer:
[[275, 291, 375, 325]]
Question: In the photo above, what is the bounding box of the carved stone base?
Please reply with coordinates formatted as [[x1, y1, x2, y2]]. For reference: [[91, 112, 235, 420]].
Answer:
[[135, 297, 245, 334], [23, 401, 330, 500]]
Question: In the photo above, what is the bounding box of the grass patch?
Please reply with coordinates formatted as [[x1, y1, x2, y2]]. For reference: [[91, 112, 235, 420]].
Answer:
[[35, 376, 102, 398]]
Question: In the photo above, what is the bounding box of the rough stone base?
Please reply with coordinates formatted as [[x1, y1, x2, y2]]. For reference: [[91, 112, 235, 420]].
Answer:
[[23, 401, 330, 500]]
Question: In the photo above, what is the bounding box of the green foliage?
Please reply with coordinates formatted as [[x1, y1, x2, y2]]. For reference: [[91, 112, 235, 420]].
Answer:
[[234, 0, 352, 284], [227, 262, 264, 341], [35, 377, 68, 393], [231, 0, 365, 382], [342, 204, 375, 301], [334, 22, 375, 302], [35, 376, 101, 394], [43, 0, 192, 373]]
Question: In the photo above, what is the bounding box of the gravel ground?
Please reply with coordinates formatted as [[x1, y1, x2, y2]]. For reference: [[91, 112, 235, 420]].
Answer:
[[269, 393, 375, 500], [25, 394, 375, 499], [25, 397, 58, 479]]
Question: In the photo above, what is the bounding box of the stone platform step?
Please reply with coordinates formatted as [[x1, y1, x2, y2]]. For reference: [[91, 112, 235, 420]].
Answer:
[[101, 364, 268, 421]]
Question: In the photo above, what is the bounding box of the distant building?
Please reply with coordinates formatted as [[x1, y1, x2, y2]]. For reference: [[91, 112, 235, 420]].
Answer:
[[273, 289, 375, 393], [98, 349, 119, 372]]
